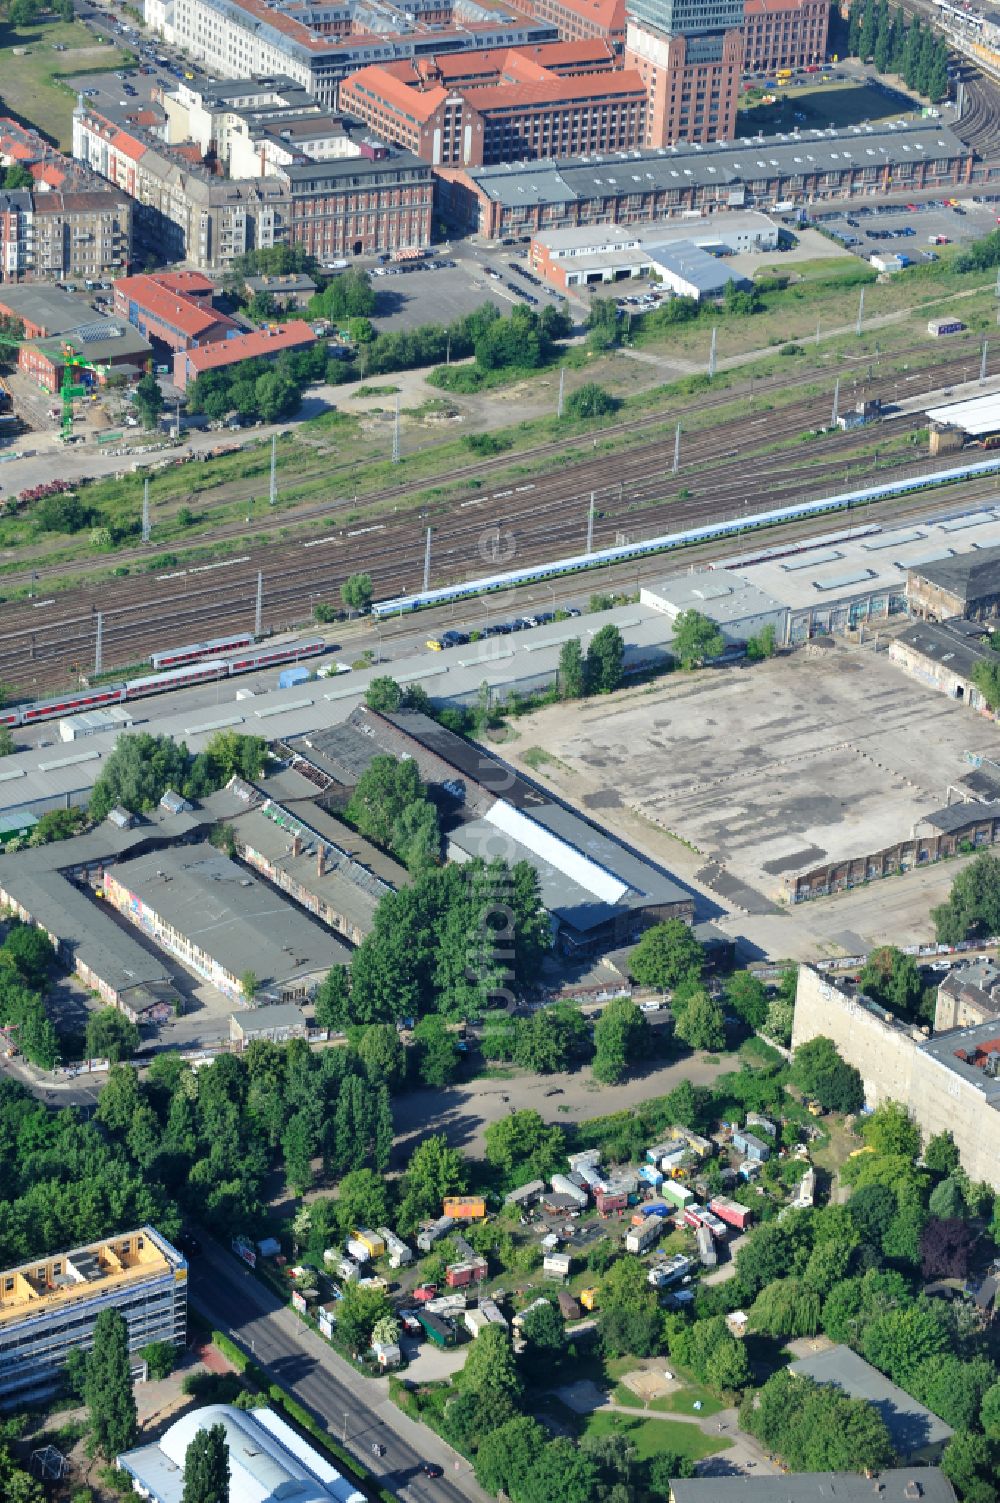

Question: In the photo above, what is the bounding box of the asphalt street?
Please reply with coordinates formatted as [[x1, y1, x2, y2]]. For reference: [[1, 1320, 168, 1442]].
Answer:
[[189, 1237, 488, 1503]]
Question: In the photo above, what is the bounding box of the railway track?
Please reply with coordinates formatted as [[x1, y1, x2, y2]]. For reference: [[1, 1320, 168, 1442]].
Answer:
[[0, 334, 993, 692]]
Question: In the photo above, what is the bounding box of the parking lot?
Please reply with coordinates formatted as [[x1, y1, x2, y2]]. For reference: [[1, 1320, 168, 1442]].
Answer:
[[371, 243, 567, 332], [815, 196, 999, 260]]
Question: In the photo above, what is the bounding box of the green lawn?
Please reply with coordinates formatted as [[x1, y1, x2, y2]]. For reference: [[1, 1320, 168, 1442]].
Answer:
[[737, 79, 918, 135], [611, 1378, 725, 1419], [583, 1410, 732, 1464], [0, 17, 129, 148]]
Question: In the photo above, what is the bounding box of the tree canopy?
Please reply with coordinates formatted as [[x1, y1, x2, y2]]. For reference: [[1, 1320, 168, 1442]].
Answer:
[[671, 609, 725, 669], [791, 1036, 864, 1114], [629, 919, 704, 992], [932, 853, 1000, 944]]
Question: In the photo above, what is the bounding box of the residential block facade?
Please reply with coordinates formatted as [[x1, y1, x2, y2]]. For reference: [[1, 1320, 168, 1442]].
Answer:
[[742, 0, 829, 74], [0, 1227, 186, 1406]]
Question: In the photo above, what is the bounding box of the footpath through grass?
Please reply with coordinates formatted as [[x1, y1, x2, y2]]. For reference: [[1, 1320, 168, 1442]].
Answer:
[[582, 1409, 732, 1463]]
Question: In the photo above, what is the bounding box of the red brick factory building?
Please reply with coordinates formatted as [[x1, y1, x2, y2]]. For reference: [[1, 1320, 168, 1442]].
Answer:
[[340, 43, 647, 166]]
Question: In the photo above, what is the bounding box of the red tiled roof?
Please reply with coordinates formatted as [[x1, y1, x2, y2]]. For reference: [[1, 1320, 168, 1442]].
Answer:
[[31, 164, 68, 188], [524, 38, 617, 65], [342, 68, 448, 123], [463, 69, 645, 110], [115, 274, 236, 341], [534, 0, 625, 28], [183, 321, 316, 374]]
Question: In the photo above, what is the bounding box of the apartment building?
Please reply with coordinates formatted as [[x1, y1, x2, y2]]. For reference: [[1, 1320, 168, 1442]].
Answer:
[[742, 0, 829, 74], [30, 191, 132, 283], [74, 102, 431, 267], [151, 0, 557, 106], [0, 1226, 186, 1406], [341, 50, 647, 166], [0, 185, 132, 287]]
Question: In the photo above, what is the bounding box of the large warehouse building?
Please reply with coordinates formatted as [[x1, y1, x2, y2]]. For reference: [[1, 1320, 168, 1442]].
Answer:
[[118, 1403, 364, 1503], [103, 842, 350, 1004], [442, 120, 975, 239]]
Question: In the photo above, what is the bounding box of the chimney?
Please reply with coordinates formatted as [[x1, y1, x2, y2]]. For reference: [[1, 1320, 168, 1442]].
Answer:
[[291, 834, 302, 858], [317, 845, 324, 878]]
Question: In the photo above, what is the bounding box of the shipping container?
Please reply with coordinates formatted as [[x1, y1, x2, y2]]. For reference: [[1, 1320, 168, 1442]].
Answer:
[[696, 1224, 717, 1267], [709, 1196, 752, 1231], [345, 1239, 371, 1265], [637, 1165, 664, 1188], [596, 1189, 629, 1215], [442, 1196, 487, 1220], [626, 1216, 662, 1254], [661, 1181, 694, 1211], [278, 665, 312, 689], [417, 1310, 456, 1347], [354, 1228, 385, 1258], [580, 1286, 599, 1311]]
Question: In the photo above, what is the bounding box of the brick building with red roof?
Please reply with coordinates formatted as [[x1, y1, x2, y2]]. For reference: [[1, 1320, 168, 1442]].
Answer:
[[113, 272, 238, 353], [340, 44, 646, 166], [173, 320, 316, 390]]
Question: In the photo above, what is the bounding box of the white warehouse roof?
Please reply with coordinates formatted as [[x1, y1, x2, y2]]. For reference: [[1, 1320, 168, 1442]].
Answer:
[[926, 391, 1000, 437], [118, 1404, 365, 1503]]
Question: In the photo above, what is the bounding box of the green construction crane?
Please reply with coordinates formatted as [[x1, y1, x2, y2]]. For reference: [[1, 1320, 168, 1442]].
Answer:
[[0, 327, 109, 441]]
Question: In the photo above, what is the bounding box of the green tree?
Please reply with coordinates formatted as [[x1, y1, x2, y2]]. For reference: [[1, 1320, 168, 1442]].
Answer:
[[791, 1036, 864, 1114], [564, 382, 616, 419], [85, 1310, 137, 1458], [629, 919, 703, 992], [1, 925, 54, 988], [859, 945, 923, 1018], [392, 798, 440, 872], [932, 853, 1000, 943], [240, 971, 259, 1003], [521, 1299, 566, 1359], [725, 971, 769, 1031], [182, 1422, 230, 1503], [598, 1257, 662, 1358], [356, 1024, 405, 1088], [461, 1323, 522, 1403], [314, 966, 351, 1030], [346, 754, 431, 853], [89, 733, 189, 821], [928, 1176, 966, 1221], [134, 372, 164, 431], [672, 609, 725, 668], [592, 996, 648, 1084], [397, 1132, 465, 1233], [141, 1341, 175, 1381], [586, 623, 625, 695], [750, 1276, 822, 1338], [365, 677, 403, 712], [484, 1109, 565, 1182], [411, 1014, 460, 1087], [340, 572, 373, 614], [334, 1168, 389, 1237], [85, 1008, 140, 1064], [337, 1281, 392, 1354], [674, 988, 726, 1052], [519, 1439, 601, 1503], [924, 1130, 961, 1178], [942, 1431, 999, 1503], [2, 163, 33, 191], [474, 1416, 546, 1498], [558, 637, 586, 698], [862, 1099, 921, 1159]]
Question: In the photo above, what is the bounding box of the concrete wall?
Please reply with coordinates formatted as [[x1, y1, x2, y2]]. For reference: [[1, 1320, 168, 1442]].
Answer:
[[792, 965, 919, 1108], [793, 966, 1000, 1190]]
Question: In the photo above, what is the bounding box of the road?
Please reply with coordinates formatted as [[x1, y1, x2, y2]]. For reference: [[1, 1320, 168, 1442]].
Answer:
[[189, 1237, 488, 1503]]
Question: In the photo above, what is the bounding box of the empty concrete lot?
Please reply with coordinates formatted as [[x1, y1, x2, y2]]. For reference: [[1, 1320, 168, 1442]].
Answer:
[[519, 642, 998, 912]]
